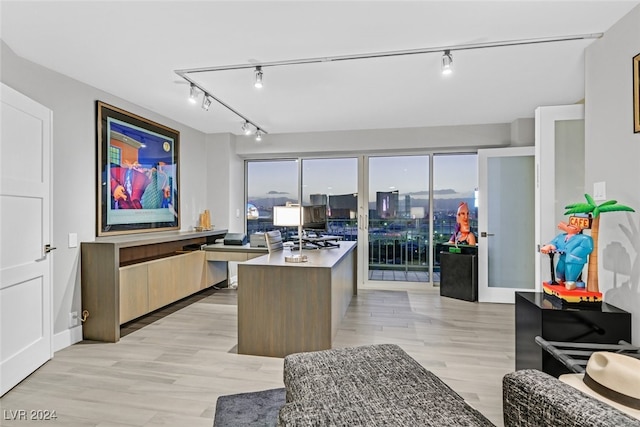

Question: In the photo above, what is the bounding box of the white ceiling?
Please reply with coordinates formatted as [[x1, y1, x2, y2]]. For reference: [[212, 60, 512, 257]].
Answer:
[[1, 1, 639, 136]]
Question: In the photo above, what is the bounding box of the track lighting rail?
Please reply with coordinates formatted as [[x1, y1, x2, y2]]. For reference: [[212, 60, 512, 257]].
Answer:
[[175, 32, 602, 137], [176, 72, 268, 135], [176, 33, 602, 74]]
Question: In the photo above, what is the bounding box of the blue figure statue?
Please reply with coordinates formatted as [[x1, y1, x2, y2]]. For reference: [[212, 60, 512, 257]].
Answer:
[[540, 221, 593, 288]]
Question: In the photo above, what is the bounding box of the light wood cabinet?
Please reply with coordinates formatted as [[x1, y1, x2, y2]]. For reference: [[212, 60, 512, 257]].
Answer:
[[119, 263, 148, 324], [182, 250, 208, 294], [81, 230, 227, 342], [148, 254, 181, 311], [147, 251, 208, 310]]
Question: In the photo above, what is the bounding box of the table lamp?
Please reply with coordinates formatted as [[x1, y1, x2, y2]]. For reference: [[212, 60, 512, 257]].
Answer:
[[273, 204, 307, 263]]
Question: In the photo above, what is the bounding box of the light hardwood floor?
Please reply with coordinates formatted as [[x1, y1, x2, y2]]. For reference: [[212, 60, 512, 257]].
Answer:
[[0, 285, 514, 427]]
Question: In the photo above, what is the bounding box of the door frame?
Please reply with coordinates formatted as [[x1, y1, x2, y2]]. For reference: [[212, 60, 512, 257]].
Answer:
[[534, 104, 585, 287], [359, 153, 435, 287], [478, 146, 536, 303]]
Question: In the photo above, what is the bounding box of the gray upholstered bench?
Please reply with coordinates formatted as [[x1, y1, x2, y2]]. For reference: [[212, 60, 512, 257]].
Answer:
[[503, 369, 640, 427], [278, 344, 493, 426]]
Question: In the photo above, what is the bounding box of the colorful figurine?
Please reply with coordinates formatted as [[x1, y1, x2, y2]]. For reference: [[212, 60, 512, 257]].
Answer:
[[541, 194, 635, 306], [564, 194, 635, 293], [449, 202, 476, 246], [540, 221, 593, 289]]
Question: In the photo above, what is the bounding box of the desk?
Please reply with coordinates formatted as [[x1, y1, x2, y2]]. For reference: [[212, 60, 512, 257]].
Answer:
[[203, 243, 268, 287], [203, 243, 267, 262], [515, 292, 631, 377], [237, 242, 357, 358]]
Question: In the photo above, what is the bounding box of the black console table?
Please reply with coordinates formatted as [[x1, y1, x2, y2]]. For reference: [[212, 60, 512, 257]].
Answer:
[[439, 246, 478, 302], [515, 292, 632, 377]]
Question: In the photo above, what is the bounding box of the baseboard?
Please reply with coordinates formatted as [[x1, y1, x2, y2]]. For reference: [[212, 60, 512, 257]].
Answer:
[[53, 325, 83, 352]]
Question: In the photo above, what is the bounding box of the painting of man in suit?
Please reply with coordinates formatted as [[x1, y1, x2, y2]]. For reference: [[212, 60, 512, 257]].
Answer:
[[110, 162, 151, 209], [98, 102, 180, 235]]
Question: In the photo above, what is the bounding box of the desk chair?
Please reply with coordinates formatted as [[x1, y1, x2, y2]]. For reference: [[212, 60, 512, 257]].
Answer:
[[265, 230, 284, 253]]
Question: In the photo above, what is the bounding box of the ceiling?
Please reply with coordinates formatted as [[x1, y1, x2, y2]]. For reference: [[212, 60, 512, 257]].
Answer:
[[1, 1, 639, 137]]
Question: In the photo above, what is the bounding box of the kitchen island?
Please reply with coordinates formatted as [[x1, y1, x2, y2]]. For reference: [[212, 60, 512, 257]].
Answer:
[[237, 241, 356, 358]]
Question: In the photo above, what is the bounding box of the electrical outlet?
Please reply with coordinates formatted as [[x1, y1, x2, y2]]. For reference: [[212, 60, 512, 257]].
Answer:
[[69, 311, 78, 327]]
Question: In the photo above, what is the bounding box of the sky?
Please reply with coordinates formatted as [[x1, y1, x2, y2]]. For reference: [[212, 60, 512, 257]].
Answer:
[[248, 154, 478, 202]]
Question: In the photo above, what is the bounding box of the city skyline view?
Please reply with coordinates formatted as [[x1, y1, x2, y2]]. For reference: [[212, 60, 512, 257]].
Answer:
[[246, 154, 479, 279]]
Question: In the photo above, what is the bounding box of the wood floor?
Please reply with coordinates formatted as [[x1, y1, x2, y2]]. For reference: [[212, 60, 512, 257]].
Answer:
[[0, 285, 514, 427]]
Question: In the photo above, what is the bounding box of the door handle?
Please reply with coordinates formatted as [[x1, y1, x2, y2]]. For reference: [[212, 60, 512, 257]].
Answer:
[[480, 232, 495, 237], [44, 244, 57, 254]]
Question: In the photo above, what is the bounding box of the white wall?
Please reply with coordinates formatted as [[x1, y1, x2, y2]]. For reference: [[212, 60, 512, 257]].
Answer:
[[233, 123, 512, 158], [585, 4, 640, 344], [510, 118, 535, 147], [1, 41, 210, 348], [205, 133, 244, 233]]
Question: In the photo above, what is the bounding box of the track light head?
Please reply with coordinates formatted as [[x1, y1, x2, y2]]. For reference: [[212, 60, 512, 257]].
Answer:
[[441, 50, 453, 75], [255, 129, 263, 142], [254, 66, 263, 89], [189, 83, 199, 103], [202, 94, 212, 111], [242, 121, 252, 135]]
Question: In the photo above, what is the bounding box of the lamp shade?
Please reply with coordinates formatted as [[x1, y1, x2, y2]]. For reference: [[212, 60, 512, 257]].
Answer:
[[273, 205, 301, 227]]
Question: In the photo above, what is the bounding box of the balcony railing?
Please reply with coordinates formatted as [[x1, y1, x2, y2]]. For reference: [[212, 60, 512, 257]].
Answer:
[[247, 217, 477, 278]]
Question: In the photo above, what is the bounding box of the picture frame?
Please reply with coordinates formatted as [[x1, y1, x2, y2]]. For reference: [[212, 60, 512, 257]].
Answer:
[[96, 101, 180, 236], [634, 53, 640, 133]]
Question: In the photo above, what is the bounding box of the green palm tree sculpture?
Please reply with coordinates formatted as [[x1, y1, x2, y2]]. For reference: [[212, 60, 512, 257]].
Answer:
[[564, 194, 635, 293]]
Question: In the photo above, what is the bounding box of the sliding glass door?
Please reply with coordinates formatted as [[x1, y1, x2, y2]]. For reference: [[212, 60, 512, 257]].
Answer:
[[301, 157, 359, 240], [432, 154, 478, 279], [246, 153, 477, 287], [246, 160, 298, 234], [366, 155, 431, 282], [246, 158, 359, 256]]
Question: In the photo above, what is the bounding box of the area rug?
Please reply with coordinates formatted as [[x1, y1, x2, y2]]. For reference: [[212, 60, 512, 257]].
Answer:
[[213, 387, 285, 426]]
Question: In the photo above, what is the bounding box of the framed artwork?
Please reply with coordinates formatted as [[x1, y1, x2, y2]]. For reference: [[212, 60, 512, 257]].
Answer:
[[96, 101, 180, 236], [635, 53, 640, 133]]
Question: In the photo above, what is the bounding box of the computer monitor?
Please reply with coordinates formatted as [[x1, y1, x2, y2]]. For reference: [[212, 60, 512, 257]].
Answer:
[[302, 205, 327, 231]]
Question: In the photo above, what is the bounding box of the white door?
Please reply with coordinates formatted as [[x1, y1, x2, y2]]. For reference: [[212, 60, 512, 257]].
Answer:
[[0, 83, 53, 396], [534, 105, 585, 287], [478, 147, 536, 303]]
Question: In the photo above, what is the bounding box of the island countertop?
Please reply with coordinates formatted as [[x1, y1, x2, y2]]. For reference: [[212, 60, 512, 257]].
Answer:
[[241, 240, 356, 268]]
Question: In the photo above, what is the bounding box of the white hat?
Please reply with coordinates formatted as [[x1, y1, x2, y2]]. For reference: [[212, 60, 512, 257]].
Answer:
[[560, 351, 640, 420]]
